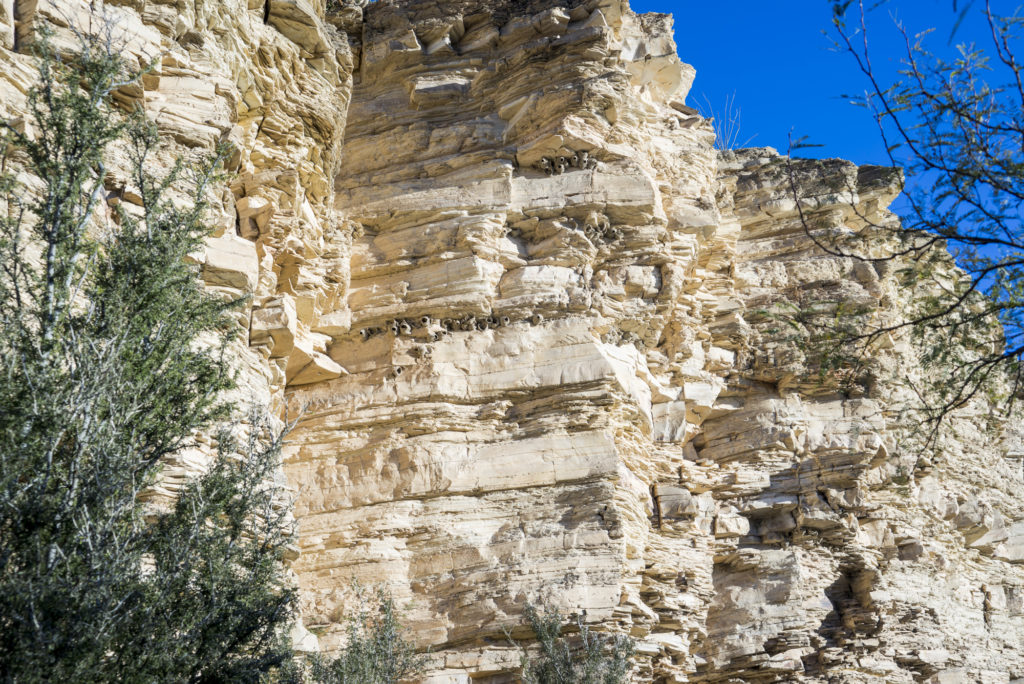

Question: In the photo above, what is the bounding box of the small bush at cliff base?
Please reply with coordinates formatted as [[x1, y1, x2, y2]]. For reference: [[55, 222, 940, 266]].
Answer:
[[516, 603, 634, 684], [0, 22, 296, 683], [307, 586, 426, 684]]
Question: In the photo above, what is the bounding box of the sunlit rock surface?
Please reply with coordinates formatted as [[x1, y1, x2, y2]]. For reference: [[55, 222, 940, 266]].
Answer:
[[2, 0, 1023, 680]]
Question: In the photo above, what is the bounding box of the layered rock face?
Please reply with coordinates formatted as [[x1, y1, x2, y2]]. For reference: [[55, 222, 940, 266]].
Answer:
[[3, 0, 1024, 681]]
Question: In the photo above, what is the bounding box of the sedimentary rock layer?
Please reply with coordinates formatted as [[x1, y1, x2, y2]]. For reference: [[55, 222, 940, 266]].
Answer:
[[2, 0, 1023, 681]]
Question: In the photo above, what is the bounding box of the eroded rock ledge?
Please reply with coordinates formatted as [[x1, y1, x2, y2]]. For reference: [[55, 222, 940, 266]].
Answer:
[[2, 0, 1022, 681]]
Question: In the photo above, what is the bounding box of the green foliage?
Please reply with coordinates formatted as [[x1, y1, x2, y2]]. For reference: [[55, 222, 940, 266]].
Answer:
[[516, 603, 634, 684], [308, 585, 426, 684], [0, 25, 295, 683], [778, 2, 1024, 441]]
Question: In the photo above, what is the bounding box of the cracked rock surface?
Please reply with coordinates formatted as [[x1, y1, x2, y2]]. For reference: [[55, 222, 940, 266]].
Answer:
[[2, 0, 1023, 681]]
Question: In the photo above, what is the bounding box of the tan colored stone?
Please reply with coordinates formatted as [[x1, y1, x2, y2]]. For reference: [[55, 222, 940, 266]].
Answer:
[[237, 195, 276, 240], [4, 0, 1023, 680], [250, 295, 298, 358], [201, 233, 259, 292]]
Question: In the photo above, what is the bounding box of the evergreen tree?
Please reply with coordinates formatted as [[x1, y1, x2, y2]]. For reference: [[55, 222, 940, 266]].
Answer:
[[0, 24, 296, 683]]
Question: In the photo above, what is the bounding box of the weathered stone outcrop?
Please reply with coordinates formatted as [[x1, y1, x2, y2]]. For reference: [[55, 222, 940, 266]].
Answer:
[[2, 0, 1023, 681]]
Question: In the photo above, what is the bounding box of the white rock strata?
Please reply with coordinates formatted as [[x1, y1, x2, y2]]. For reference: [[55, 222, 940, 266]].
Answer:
[[2, 0, 1023, 681]]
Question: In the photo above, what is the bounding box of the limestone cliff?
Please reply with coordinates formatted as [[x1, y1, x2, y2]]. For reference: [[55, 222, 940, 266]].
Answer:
[[2, 0, 1023, 681]]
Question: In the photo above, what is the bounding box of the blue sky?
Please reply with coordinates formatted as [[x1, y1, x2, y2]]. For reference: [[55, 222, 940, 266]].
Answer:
[[629, 0, 1003, 166]]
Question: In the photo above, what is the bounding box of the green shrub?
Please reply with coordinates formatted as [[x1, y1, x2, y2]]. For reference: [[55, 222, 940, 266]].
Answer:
[[517, 603, 634, 684], [0, 22, 296, 682], [308, 586, 426, 684]]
